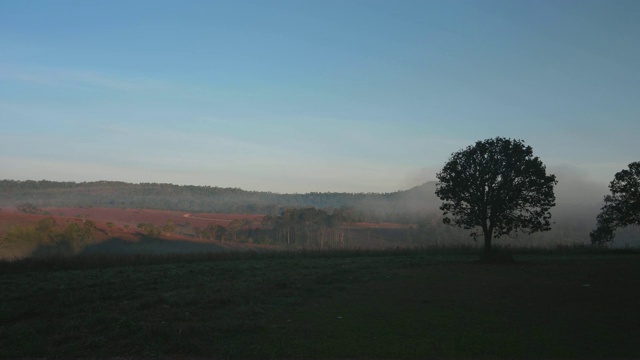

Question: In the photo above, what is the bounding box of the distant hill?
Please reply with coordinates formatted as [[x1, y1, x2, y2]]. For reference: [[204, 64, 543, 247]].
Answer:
[[0, 180, 440, 223], [2, 179, 637, 247]]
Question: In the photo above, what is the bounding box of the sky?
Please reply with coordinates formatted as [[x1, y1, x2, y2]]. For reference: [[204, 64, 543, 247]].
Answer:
[[1, 0, 638, 194]]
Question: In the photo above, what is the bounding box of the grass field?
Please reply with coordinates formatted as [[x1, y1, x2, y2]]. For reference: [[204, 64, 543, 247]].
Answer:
[[1, 248, 639, 358]]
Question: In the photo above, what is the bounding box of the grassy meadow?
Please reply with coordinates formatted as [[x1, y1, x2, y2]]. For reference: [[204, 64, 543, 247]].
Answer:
[[1, 247, 639, 358]]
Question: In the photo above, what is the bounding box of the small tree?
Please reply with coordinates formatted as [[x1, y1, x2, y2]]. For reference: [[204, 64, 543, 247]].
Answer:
[[435, 137, 557, 255], [213, 224, 227, 244], [36, 217, 57, 242], [137, 223, 162, 238], [590, 161, 640, 246], [17, 203, 43, 214], [105, 222, 115, 235], [162, 220, 176, 234], [228, 219, 242, 242]]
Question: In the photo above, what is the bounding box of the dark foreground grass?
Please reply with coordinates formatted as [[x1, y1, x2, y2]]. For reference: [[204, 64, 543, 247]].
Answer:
[[1, 247, 639, 358]]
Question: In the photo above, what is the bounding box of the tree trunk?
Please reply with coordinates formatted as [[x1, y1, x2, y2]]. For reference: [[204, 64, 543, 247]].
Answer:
[[483, 229, 492, 255]]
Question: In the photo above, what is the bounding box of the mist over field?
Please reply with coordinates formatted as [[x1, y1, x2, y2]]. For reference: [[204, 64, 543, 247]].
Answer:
[[2, 164, 637, 257]]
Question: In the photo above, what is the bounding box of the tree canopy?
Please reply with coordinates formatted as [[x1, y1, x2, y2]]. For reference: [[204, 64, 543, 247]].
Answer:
[[435, 137, 557, 254], [590, 161, 640, 246]]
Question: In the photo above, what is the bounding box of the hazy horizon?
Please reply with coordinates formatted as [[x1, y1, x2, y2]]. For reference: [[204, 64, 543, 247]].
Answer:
[[2, 0, 638, 193], [1, 163, 610, 210]]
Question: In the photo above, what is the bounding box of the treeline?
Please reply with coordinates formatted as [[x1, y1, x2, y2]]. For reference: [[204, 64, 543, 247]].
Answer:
[[188, 208, 355, 247], [251, 208, 636, 249], [189, 207, 430, 249], [0, 180, 439, 223], [261, 207, 352, 248], [2, 216, 101, 258]]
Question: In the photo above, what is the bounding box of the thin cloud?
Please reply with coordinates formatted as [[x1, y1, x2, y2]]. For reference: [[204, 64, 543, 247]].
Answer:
[[0, 64, 167, 92]]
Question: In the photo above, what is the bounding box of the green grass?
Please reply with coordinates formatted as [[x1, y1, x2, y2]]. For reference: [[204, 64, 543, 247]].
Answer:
[[1, 247, 639, 358]]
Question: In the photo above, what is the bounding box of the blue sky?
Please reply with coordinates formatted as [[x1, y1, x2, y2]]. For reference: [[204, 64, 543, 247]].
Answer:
[[1, 0, 638, 193]]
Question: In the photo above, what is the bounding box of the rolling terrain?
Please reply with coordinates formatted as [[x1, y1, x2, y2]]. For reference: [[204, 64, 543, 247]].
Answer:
[[0, 206, 418, 260]]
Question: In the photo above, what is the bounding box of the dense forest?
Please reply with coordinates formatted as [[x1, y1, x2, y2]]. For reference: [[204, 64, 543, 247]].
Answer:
[[0, 180, 439, 223]]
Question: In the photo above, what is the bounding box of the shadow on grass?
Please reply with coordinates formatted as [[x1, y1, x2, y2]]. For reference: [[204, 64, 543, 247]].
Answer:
[[477, 248, 517, 264], [3, 237, 241, 271], [80, 236, 231, 255], [24, 236, 233, 261]]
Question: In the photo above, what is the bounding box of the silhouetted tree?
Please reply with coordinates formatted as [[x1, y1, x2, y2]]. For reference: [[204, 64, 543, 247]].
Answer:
[[435, 137, 557, 255], [590, 161, 640, 246]]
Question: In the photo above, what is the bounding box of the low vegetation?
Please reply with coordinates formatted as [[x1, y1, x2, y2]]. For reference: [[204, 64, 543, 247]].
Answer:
[[1, 247, 639, 358], [1, 216, 100, 259]]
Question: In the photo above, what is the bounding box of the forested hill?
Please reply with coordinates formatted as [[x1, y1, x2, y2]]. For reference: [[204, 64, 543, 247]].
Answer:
[[0, 180, 439, 223]]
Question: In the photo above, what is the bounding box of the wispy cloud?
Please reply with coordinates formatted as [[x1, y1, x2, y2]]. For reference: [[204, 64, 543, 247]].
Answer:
[[0, 64, 167, 92]]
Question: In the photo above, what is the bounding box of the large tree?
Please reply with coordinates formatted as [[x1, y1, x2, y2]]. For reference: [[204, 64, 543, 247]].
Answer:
[[435, 137, 557, 255], [590, 161, 640, 246]]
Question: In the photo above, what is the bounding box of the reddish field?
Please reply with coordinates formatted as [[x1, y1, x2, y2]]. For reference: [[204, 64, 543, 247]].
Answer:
[[0, 208, 278, 260], [0, 207, 263, 244], [43, 207, 263, 229], [0, 207, 414, 259], [1, 207, 411, 235]]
